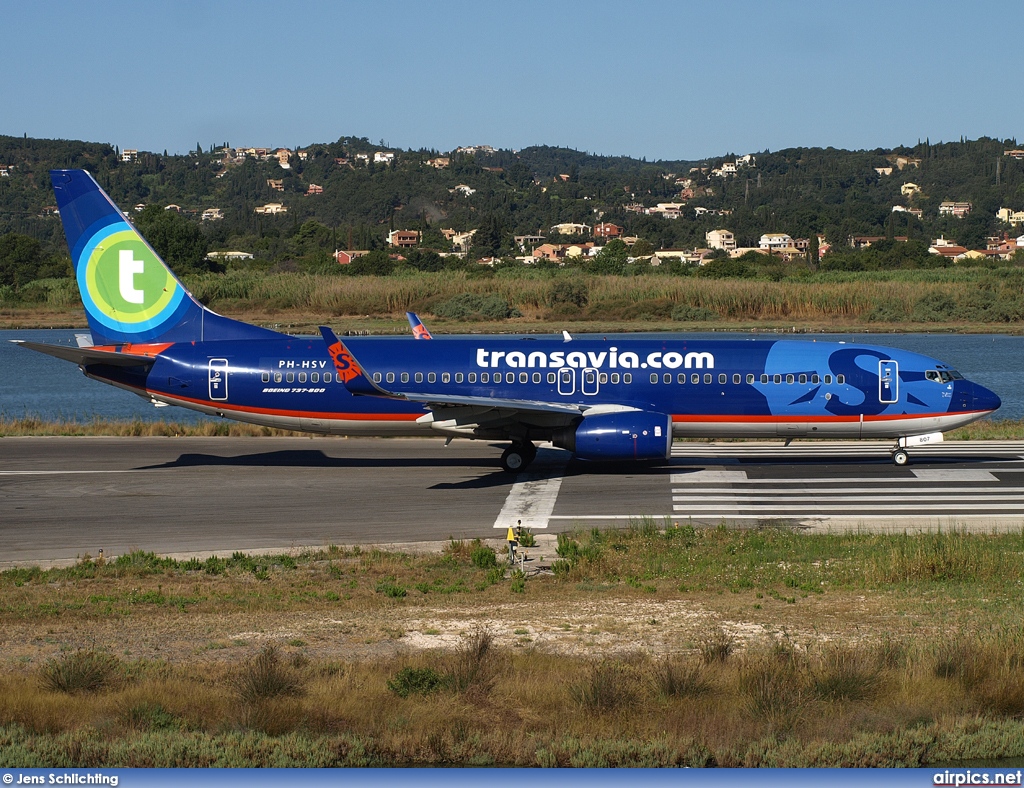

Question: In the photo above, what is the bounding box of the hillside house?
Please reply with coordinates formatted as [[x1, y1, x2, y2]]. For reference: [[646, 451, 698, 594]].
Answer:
[[514, 234, 546, 250], [594, 222, 622, 239], [706, 229, 736, 252], [334, 250, 370, 265], [939, 201, 972, 218], [426, 157, 450, 168], [201, 208, 224, 221], [306, 184, 323, 195], [387, 230, 420, 248], [267, 179, 284, 192], [120, 149, 138, 162], [996, 207, 1024, 227], [901, 183, 921, 198], [374, 152, 395, 165], [255, 203, 287, 215], [759, 233, 796, 252], [892, 205, 924, 219], [550, 222, 591, 236], [450, 185, 476, 196]]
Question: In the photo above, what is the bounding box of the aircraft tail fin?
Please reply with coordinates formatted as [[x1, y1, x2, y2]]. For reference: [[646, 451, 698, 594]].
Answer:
[[51, 169, 284, 346], [406, 311, 433, 339]]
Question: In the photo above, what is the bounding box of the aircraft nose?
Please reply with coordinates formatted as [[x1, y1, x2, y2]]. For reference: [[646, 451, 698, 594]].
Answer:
[[972, 382, 1001, 414]]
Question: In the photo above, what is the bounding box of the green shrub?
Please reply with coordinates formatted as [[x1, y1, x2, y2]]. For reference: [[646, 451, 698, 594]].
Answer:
[[387, 666, 444, 697], [233, 645, 303, 703], [433, 293, 520, 321], [39, 650, 122, 694], [375, 579, 408, 598], [471, 545, 497, 569]]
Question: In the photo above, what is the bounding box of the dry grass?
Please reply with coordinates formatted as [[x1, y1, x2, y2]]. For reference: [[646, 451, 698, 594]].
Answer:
[[3, 529, 1024, 764]]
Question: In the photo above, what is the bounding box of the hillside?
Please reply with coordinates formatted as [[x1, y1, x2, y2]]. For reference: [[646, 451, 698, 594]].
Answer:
[[2, 134, 1023, 273]]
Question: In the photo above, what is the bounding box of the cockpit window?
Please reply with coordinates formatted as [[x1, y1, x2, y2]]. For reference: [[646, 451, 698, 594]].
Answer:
[[928, 369, 962, 383]]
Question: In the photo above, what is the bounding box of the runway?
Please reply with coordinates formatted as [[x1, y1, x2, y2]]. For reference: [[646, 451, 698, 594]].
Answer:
[[2, 437, 1024, 566]]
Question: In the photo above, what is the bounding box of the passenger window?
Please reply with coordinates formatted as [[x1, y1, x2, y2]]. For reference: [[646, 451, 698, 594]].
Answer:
[[760, 374, 768, 384], [519, 372, 528, 383], [664, 373, 672, 384], [427, 372, 436, 383], [650, 373, 659, 384], [324, 372, 332, 383], [480, 372, 488, 383], [837, 375, 845, 384], [799, 374, 806, 384], [456, 373, 465, 383], [467, 372, 475, 383], [824, 374, 832, 384], [746, 374, 754, 384], [599, 373, 607, 384], [773, 374, 781, 384], [386, 372, 395, 383], [311, 372, 320, 383], [811, 374, 819, 384], [733, 374, 741, 384], [286, 372, 295, 383], [718, 374, 727, 384], [274, 372, 282, 383], [623, 373, 632, 384], [692, 373, 699, 384], [503, 372, 512, 384], [534, 372, 543, 383], [442, 372, 451, 383], [678, 373, 686, 384], [262, 372, 270, 383], [401, 372, 409, 383], [704, 374, 712, 384], [611, 373, 620, 384], [372, 373, 381, 383], [298, 372, 307, 383], [547, 372, 556, 384], [786, 374, 794, 384], [414, 372, 423, 383]]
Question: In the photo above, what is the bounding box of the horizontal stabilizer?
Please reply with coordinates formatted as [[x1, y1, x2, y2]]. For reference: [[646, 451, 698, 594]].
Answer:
[[11, 340, 158, 367]]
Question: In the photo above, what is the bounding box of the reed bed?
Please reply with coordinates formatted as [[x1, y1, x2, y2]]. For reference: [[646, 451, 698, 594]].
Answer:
[[174, 270, 1024, 325]]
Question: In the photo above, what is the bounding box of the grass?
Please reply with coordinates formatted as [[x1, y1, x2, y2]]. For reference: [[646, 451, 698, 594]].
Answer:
[[4, 528, 1024, 765]]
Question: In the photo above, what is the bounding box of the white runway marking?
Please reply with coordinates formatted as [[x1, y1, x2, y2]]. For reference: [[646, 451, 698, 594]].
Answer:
[[493, 471, 565, 530], [670, 464, 1024, 520]]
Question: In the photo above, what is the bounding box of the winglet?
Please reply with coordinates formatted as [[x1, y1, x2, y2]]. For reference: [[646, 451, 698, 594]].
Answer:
[[406, 312, 433, 339], [318, 326, 394, 397]]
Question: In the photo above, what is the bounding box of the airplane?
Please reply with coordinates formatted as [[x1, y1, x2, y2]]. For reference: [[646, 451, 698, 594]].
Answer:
[[13, 169, 1001, 473]]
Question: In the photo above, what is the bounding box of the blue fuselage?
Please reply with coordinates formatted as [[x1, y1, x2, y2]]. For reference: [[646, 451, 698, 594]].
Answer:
[[87, 334, 1000, 442]]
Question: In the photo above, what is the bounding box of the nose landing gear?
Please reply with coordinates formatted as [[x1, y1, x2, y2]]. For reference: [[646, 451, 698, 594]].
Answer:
[[891, 448, 910, 466]]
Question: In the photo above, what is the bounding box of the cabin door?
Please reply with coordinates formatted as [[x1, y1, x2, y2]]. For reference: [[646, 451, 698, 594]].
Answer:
[[558, 367, 575, 396], [208, 358, 229, 401], [879, 360, 898, 404]]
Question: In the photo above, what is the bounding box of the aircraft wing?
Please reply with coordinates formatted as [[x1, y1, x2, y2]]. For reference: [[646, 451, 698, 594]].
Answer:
[[319, 326, 589, 428], [11, 340, 159, 367]]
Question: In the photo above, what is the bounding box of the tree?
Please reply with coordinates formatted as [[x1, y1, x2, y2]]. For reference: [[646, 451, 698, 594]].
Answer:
[[0, 232, 44, 287], [134, 206, 210, 273]]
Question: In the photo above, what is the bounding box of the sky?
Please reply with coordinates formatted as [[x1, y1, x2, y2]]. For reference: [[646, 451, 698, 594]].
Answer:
[[3, 0, 1021, 162]]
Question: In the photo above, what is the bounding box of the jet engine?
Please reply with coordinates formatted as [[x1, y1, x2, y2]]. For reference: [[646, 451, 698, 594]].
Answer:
[[553, 411, 672, 462]]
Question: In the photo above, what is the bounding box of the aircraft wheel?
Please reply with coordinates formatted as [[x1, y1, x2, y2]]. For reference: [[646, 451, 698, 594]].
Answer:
[[501, 446, 531, 473], [892, 449, 910, 466]]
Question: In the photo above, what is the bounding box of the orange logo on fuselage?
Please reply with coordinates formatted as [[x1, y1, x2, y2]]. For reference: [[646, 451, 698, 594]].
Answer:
[[327, 341, 363, 383]]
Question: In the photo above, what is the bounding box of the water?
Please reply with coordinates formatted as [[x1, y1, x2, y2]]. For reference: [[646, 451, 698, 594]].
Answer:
[[1, 329, 1021, 422]]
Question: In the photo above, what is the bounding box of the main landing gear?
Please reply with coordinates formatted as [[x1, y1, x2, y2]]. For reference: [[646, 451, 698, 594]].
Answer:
[[501, 442, 537, 473]]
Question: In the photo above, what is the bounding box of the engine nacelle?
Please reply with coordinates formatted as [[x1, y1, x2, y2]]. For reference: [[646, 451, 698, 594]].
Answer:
[[554, 411, 672, 462]]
